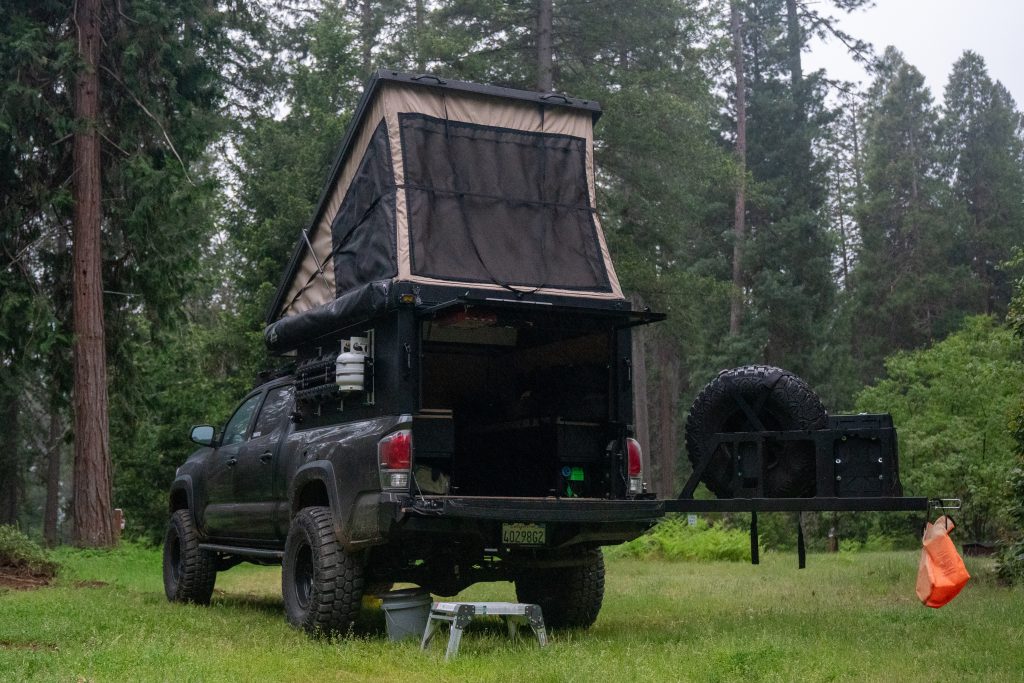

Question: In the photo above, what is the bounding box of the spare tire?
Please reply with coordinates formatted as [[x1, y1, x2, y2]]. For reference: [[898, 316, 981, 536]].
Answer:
[[684, 365, 827, 498]]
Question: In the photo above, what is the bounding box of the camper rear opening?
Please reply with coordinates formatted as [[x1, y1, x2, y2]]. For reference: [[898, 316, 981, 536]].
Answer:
[[412, 306, 634, 501]]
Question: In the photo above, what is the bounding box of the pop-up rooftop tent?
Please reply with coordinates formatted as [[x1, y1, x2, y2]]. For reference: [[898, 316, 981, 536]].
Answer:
[[265, 70, 627, 354]]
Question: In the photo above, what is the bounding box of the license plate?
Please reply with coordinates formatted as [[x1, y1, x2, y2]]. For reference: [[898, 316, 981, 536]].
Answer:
[[501, 522, 546, 546]]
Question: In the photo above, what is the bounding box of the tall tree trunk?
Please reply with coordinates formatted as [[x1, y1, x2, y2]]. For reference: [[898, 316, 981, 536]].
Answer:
[[414, 0, 426, 72], [729, 0, 747, 336], [537, 0, 553, 91], [851, 104, 864, 204], [834, 175, 851, 287], [785, 0, 804, 119], [0, 389, 21, 526], [44, 408, 62, 547], [360, 0, 374, 75], [72, 0, 114, 548]]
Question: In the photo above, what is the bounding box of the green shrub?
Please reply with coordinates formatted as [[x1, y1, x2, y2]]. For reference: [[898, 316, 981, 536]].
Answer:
[[997, 463, 1024, 583], [0, 525, 58, 577], [607, 515, 754, 562], [856, 316, 1024, 542], [839, 533, 897, 553]]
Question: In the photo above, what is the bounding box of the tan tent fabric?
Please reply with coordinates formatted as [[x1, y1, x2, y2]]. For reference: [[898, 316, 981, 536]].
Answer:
[[280, 96, 388, 316], [383, 85, 590, 137], [278, 77, 623, 319], [380, 83, 622, 300]]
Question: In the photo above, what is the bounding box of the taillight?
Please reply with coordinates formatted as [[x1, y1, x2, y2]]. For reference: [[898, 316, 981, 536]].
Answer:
[[627, 438, 642, 476], [626, 437, 643, 494], [378, 429, 412, 490]]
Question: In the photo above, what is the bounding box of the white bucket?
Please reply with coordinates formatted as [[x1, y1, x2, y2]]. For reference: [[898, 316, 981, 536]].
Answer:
[[380, 588, 432, 641]]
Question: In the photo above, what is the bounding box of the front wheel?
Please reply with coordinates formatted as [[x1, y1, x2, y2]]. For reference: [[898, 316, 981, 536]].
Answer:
[[163, 509, 217, 604], [515, 547, 605, 630], [282, 506, 364, 637]]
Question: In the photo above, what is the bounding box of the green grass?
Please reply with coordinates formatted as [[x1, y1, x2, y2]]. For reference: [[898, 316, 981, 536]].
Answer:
[[1, 545, 1021, 682]]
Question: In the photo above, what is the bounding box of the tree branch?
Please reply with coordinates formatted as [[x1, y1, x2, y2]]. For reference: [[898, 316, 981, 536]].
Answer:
[[798, 4, 874, 65], [98, 64, 195, 186]]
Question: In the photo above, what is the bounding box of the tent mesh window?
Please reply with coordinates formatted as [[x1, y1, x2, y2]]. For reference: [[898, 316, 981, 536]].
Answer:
[[331, 120, 399, 295], [399, 113, 611, 292]]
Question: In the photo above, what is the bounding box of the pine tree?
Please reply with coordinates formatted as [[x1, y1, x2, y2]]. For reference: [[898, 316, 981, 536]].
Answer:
[[1, 0, 267, 541], [725, 0, 838, 383], [942, 51, 1024, 315], [851, 48, 977, 382]]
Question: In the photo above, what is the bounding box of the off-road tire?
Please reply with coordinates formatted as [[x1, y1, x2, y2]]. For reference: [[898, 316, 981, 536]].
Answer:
[[282, 506, 364, 638], [685, 365, 827, 498], [515, 548, 604, 630], [163, 509, 217, 605]]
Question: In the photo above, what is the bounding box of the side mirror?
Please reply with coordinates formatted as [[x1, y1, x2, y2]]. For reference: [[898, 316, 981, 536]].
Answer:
[[189, 425, 216, 446]]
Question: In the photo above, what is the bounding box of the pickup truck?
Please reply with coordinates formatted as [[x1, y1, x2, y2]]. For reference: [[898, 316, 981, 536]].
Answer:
[[164, 71, 666, 636], [165, 316, 662, 634]]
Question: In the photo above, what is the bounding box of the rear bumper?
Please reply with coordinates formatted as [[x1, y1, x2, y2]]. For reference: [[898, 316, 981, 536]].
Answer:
[[391, 495, 662, 549], [404, 495, 664, 523]]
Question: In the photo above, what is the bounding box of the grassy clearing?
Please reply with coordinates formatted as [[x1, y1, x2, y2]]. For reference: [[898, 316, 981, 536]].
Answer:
[[0, 545, 1021, 682]]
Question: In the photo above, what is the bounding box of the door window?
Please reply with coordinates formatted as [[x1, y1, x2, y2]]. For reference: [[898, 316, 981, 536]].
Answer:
[[222, 394, 262, 446], [252, 386, 295, 438]]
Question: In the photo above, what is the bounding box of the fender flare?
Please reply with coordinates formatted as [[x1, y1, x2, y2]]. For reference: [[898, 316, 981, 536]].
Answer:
[[169, 475, 197, 523], [288, 461, 341, 519]]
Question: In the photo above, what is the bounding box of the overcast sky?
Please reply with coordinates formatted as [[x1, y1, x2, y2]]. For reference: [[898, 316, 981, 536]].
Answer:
[[803, 0, 1023, 107]]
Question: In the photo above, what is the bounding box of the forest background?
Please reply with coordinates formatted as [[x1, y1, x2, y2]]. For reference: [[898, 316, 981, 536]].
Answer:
[[3, 0, 1024, 578]]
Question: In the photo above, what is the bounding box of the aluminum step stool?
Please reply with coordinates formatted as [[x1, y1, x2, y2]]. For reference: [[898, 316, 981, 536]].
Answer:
[[420, 601, 547, 659]]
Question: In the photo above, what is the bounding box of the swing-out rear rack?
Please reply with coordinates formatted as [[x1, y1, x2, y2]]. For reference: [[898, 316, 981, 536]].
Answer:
[[670, 413, 928, 513], [659, 413, 955, 566]]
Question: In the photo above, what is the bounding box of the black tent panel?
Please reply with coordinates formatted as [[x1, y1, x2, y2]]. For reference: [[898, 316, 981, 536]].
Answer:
[[399, 114, 611, 292], [331, 121, 398, 295]]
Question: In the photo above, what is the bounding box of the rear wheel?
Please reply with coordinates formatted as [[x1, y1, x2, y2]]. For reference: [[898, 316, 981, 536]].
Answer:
[[282, 506, 364, 637], [163, 509, 217, 604], [515, 547, 604, 630], [685, 365, 827, 498]]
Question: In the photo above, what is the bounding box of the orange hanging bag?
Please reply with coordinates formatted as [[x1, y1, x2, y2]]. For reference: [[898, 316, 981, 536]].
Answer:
[[915, 515, 970, 608]]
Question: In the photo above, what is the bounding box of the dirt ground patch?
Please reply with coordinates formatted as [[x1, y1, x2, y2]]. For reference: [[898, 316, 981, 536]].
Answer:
[[0, 567, 53, 591], [0, 639, 59, 652], [73, 580, 108, 589]]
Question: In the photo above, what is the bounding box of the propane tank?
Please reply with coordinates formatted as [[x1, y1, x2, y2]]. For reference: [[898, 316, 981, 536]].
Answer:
[[335, 337, 368, 391]]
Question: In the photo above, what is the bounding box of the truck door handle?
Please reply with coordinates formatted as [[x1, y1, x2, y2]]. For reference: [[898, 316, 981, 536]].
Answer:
[[259, 452, 273, 464], [226, 457, 237, 467]]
